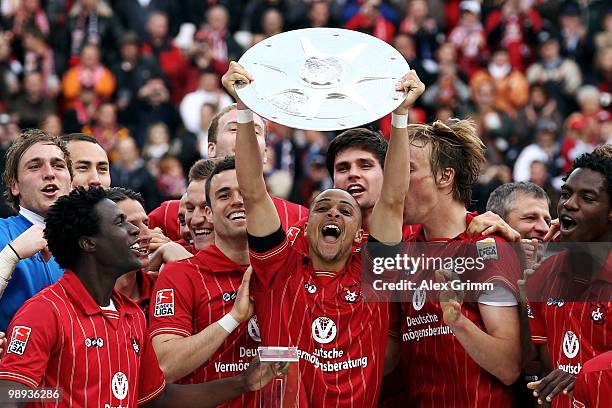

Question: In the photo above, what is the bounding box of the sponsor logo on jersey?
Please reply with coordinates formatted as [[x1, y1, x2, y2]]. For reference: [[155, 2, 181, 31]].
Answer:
[[413, 288, 426, 311], [7, 326, 31, 355], [222, 291, 237, 302], [85, 337, 104, 348], [476, 238, 498, 260], [286, 226, 301, 245], [132, 338, 140, 354], [154, 288, 175, 317], [562, 331, 580, 359], [547, 297, 565, 307], [304, 282, 317, 294], [526, 303, 534, 319], [312, 317, 337, 344], [339, 282, 361, 303], [589, 303, 607, 325], [247, 316, 261, 342], [111, 372, 128, 400]]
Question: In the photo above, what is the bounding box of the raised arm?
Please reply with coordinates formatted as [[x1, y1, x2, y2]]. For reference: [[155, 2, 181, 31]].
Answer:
[[222, 62, 280, 237], [369, 70, 424, 243]]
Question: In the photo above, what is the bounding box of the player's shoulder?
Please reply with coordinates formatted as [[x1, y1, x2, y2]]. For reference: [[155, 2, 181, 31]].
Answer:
[[14, 283, 63, 321], [581, 351, 612, 374], [0, 215, 28, 242]]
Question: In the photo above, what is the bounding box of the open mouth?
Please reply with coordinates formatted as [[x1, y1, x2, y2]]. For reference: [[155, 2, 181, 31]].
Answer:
[[228, 210, 246, 222], [347, 184, 365, 197], [129, 240, 148, 256], [321, 223, 341, 243], [559, 215, 578, 233], [41, 184, 59, 196], [193, 228, 213, 238]]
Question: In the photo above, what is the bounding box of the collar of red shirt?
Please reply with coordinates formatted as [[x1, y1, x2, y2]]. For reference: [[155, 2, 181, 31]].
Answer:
[[414, 212, 476, 242], [194, 244, 249, 273], [60, 270, 141, 316]]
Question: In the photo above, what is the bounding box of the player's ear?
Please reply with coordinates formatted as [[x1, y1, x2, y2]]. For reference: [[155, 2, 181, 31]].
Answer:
[[354, 228, 363, 243], [207, 142, 216, 158], [79, 236, 96, 253], [437, 167, 454, 189], [205, 206, 213, 218]]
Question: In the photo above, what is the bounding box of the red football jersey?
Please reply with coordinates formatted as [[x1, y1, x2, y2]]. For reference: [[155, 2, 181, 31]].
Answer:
[[149, 200, 182, 242], [572, 351, 612, 408], [271, 196, 308, 230], [527, 251, 612, 408], [396, 214, 520, 407], [148, 245, 261, 407], [248, 227, 389, 408], [0, 270, 165, 407]]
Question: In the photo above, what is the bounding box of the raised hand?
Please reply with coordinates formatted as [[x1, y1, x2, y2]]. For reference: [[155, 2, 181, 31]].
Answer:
[[527, 368, 575, 405], [230, 266, 254, 323], [393, 69, 425, 115], [10, 225, 49, 261], [221, 61, 254, 104]]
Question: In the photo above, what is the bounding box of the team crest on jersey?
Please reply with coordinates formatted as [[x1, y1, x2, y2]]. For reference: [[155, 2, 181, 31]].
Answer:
[[573, 399, 586, 408], [412, 288, 426, 311], [154, 289, 175, 317], [111, 372, 128, 401], [304, 282, 317, 294], [589, 303, 607, 325], [222, 291, 237, 302], [562, 331, 580, 359], [286, 226, 301, 245], [247, 316, 261, 342], [476, 238, 498, 260], [132, 338, 140, 354], [526, 303, 534, 319], [7, 326, 31, 355], [312, 317, 337, 344], [339, 282, 361, 303]]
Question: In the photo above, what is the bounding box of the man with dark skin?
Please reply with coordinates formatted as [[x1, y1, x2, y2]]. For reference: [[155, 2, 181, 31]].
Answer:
[[0, 187, 279, 407]]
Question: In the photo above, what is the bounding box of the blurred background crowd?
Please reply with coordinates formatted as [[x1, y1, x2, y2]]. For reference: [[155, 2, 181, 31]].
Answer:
[[0, 0, 609, 218]]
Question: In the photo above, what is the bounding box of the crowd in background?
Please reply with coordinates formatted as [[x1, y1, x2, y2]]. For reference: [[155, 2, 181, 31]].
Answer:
[[0, 0, 610, 218]]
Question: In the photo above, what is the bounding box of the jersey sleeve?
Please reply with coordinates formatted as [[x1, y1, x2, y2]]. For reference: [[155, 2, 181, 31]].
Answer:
[[572, 368, 590, 408], [0, 298, 57, 388], [247, 226, 296, 291], [137, 330, 166, 405], [470, 237, 521, 299], [527, 301, 547, 344], [148, 261, 198, 339]]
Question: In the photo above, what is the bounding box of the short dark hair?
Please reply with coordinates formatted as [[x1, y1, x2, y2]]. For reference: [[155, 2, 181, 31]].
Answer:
[[486, 182, 550, 220], [208, 103, 267, 145], [3, 129, 72, 210], [188, 158, 217, 183], [62, 133, 101, 145], [44, 187, 107, 270], [106, 187, 145, 207], [205, 156, 236, 207], [326, 128, 388, 177], [568, 153, 612, 204]]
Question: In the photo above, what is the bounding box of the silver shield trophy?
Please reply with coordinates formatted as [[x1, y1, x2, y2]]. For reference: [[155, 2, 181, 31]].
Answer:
[[236, 28, 409, 131]]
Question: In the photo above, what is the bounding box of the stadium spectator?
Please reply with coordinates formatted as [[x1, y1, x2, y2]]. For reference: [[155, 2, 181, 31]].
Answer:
[[179, 69, 231, 134], [61, 42, 116, 104], [20, 27, 58, 96], [9, 71, 54, 129], [82, 102, 129, 160], [345, 0, 395, 43]]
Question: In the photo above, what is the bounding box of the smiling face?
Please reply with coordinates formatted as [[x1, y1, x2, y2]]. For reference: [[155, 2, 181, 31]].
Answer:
[[206, 169, 247, 241], [10, 142, 71, 216], [558, 168, 612, 242], [116, 198, 152, 263], [333, 147, 383, 213], [506, 194, 551, 241], [68, 140, 111, 189], [91, 199, 142, 275], [186, 179, 214, 250], [305, 189, 362, 266]]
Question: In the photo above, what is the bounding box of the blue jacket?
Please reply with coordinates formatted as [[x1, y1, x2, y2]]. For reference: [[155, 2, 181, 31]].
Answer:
[[0, 215, 63, 331]]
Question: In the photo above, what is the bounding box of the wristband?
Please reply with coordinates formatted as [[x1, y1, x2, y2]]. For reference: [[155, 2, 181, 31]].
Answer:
[[236, 109, 254, 124], [391, 113, 408, 129], [218, 313, 240, 333]]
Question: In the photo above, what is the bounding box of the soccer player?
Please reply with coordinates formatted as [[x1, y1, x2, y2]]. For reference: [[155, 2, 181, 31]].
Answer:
[[225, 59, 423, 406], [148, 199, 182, 242], [150, 157, 263, 407], [394, 119, 522, 407], [177, 192, 194, 246], [0, 187, 280, 407], [0, 129, 71, 331], [525, 152, 611, 407], [185, 159, 216, 251], [107, 187, 156, 316], [63, 133, 111, 189], [572, 351, 612, 408]]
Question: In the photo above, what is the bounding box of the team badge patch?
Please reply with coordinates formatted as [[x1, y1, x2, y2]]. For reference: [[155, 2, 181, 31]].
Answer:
[[154, 289, 175, 317], [476, 238, 498, 260], [132, 338, 140, 354], [7, 326, 31, 355], [573, 399, 586, 408], [339, 282, 361, 303], [286, 226, 301, 245], [589, 303, 607, 325]]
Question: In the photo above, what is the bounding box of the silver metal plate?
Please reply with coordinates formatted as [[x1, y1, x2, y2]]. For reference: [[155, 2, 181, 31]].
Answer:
[[236, 28, 409, 131]]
